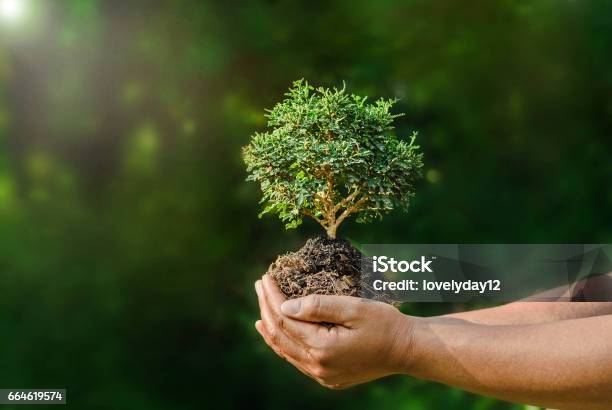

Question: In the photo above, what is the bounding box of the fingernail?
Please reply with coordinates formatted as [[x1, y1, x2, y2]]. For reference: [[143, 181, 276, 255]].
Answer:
[[281, 299, 301, 315]]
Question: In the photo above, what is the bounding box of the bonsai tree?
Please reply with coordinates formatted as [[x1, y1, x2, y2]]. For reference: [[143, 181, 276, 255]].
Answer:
[[243, 79, 423, 239]]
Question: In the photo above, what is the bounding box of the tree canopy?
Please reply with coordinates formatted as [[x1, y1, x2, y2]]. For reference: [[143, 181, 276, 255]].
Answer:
[[243, 80, 423, 238]]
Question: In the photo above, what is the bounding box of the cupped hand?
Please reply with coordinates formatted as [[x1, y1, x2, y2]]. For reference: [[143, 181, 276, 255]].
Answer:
[[254, 274, 415, 389]]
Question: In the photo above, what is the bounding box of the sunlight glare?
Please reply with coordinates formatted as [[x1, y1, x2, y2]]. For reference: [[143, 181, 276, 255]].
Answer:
[[0, 0, 26, 22]]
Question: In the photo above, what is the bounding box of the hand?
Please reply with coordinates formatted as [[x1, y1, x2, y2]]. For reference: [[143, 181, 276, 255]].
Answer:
[[254, 274, 415, 389]]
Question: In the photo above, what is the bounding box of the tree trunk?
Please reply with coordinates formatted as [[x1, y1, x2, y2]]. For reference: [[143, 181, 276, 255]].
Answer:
[[326, 224, 337, 239]]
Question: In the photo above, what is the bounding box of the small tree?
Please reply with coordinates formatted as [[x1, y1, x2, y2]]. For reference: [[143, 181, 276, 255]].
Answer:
[[243, 80, 423, 239]]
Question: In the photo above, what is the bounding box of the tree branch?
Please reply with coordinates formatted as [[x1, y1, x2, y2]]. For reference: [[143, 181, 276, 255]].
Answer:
[[335, 195, 368, 228], [313, 192, 328, 206], [333, 187, 361, 214], [303, 209, 328, 229], [326, 172, 335, 209]]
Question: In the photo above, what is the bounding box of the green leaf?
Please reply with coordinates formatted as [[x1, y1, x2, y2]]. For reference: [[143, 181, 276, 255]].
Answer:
[[243, 80, 424, 234]]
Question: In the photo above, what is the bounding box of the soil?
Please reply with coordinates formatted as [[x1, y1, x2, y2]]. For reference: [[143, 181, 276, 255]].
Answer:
[[267, 236, 395, 304]]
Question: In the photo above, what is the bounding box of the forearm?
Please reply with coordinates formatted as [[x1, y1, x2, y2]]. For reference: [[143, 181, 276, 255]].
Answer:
[[444, 302, 612, 325], [444, 272, 612, 325], [402, 314, 612, 409]]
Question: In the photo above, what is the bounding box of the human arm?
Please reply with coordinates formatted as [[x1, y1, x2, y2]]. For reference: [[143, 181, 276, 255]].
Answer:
[[255, 275, 612, 409], [443, 301, 612, 325], [410, 314, 612, 409], [443, 272, 612, 325]]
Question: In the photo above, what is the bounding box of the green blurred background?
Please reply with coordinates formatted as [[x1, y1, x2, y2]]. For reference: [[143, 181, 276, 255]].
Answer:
[[0, 0, 611, 408]]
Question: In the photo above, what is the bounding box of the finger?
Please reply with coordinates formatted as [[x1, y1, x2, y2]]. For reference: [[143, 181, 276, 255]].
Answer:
[[256, 280, 309, 362], [280, 294, 364, 326], [255, 320, 323, 384], [261, 274, 322, 342], [255, 319, 285, 359], [255, 320, 322, 382], [261, 274, 287, 305]]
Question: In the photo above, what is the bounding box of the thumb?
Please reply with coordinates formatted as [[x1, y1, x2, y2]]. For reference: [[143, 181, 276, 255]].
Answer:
[[280, 294, 362, 325]]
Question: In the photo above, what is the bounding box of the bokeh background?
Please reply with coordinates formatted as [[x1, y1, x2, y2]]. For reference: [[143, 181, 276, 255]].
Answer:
[[0, 0, 611, 409]]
